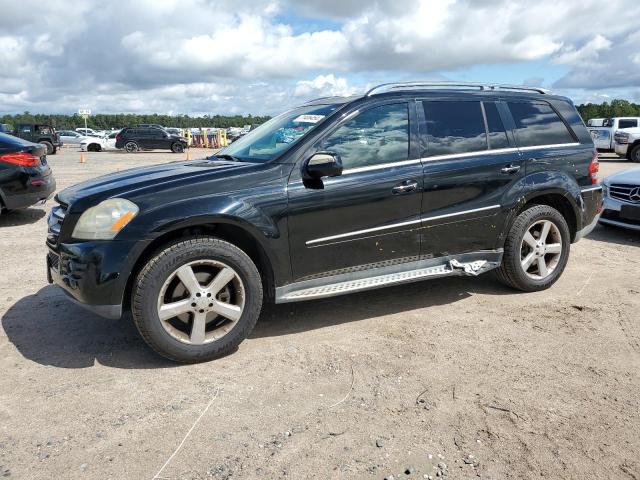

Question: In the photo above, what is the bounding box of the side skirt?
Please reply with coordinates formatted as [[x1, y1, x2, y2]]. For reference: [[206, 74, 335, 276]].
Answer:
[[275, 250, 503, 303]]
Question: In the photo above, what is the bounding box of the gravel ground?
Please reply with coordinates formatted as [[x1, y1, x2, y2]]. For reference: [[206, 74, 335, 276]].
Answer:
[[0, 148, 639, 480]]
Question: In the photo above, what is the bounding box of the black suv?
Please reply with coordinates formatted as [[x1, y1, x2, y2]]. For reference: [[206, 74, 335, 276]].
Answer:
[[115, 126, 187, 153], [46, 82, 602, 363]]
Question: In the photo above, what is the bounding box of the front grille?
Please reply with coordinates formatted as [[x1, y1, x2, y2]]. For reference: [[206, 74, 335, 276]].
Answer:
[[609, 184, 640, 204], [47, 202, 67, 245]]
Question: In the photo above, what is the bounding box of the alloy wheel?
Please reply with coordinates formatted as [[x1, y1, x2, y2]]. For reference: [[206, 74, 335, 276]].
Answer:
[[156, 260, 245, 345], [519, 219, 563, 280]]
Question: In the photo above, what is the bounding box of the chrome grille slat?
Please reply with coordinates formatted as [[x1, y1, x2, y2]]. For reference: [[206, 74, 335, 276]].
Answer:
[[47, 203, 68, 245]]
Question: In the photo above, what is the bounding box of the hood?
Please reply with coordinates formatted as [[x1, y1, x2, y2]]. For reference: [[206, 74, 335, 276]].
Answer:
[[57, 158, 259, 211], [605, 166, 640, 185]]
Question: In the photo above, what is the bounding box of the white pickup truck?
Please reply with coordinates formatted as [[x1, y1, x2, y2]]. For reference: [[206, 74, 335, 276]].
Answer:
[[613, 128, 640, 162], [587, 117, 640, 151]]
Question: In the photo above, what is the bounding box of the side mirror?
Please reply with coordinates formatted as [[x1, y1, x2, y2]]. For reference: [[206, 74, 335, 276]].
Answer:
[[304, 152, 343, 179]]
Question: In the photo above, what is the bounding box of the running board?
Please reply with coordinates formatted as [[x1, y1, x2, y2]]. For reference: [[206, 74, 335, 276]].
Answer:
[[275, 250, 502, 303]]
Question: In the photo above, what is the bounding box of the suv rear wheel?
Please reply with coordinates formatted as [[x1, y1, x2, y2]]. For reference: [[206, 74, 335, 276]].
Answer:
[[496, 205, 570, 292], [131, 236, 263, 363], [124, 141, 138, 153], [171, 142, 184, 153]]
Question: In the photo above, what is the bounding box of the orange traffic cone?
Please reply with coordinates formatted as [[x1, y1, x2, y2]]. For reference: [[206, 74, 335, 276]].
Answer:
[[79, 152, 86, 164]]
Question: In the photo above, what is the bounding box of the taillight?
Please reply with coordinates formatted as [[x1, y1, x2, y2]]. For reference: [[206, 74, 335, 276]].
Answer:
[[588, 150, 599, 184], [116, 134, 122, 141], [0, 151, 41, 167]]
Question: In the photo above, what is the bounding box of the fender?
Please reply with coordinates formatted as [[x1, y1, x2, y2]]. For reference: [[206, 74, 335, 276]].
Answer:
[[119, 185, 291, 286], [497, 169, 584, 248]]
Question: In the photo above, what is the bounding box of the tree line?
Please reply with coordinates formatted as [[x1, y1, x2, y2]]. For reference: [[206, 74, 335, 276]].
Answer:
[[1, 99, 639, 130], [0, 112, 272, 130], [575, 99, 640, 121]]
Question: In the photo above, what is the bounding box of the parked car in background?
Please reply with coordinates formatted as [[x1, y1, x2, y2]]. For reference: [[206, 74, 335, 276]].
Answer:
[[76, 128, 102, 137], [0, 124, 12, 134], [613, 128, 640, 162], [588, 117, 640, 152], [0, 133, 55, 213], [165, 128, 182, 136], [587, 118, 607, 127], [13, 124, 61, 155], [58, 130, 88, 145], [115, 126, 187, 153], [600, 167, 640, 230], [80, 131, 119, 152], [46, 81, 602, 362]]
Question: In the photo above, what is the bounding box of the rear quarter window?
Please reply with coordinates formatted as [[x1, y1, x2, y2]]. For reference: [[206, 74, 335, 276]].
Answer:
[[508, 101, 575, 147], [618, 119, 638, 129]]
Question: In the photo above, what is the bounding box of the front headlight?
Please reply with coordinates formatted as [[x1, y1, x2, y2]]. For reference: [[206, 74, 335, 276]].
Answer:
[[72, 198, 139, 240]]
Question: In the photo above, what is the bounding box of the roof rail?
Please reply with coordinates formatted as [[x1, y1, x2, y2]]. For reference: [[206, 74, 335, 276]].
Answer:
[[365, 81, 550, 96]]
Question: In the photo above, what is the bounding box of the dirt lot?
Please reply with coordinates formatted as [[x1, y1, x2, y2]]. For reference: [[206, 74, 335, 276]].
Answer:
[[0, 148, 639, 480]]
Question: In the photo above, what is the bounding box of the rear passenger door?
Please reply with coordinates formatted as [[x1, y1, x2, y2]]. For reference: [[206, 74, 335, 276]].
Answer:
[[419, 99, 525, 257]]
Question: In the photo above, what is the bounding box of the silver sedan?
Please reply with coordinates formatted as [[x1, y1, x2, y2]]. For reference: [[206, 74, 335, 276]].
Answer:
[[600, 167, 640, 231]]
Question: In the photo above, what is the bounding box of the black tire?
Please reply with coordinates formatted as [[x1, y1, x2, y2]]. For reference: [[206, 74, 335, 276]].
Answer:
[[124, 141, 138, 153], [171, 142, 184, 153], [629, 144, 640, 163], [131, 236, 263, 363], [495, 205, 571, 292], [88, 143, 102, 152], [39, 141, 54, 155]]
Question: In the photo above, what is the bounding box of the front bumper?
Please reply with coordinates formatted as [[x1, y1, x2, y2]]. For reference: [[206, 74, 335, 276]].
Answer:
[[599, 191, 640, 231], [46, 238, 150, 320], [614, 143, 628, 157]]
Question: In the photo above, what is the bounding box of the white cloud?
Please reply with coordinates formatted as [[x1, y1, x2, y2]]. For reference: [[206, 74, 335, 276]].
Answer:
[[1, 0, 640, 114]]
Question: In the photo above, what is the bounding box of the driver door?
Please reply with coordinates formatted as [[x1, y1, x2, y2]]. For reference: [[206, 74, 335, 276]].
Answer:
[[286, 101, 423, 281]]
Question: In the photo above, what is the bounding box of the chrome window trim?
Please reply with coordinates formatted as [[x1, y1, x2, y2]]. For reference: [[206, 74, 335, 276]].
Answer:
[[306, 204, 501, 246], [342, 158, 423, 175], [422, 147, 519, 162], [518, 142, 580, 152]]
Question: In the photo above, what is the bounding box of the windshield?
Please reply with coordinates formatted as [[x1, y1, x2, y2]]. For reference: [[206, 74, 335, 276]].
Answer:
[[218, 104, 340, 162]]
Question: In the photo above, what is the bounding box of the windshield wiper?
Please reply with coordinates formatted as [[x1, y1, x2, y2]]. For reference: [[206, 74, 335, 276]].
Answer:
[[213, 154, 243, 162]]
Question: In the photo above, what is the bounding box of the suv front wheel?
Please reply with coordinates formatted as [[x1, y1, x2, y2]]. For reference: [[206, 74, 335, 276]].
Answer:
[[131, 236, 263, 363], [496, 205, 570, 292], [171, 142, 184, 153]]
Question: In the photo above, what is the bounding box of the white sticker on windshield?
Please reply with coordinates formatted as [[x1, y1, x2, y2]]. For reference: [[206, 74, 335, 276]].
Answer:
[[293, 114, 325, 124]]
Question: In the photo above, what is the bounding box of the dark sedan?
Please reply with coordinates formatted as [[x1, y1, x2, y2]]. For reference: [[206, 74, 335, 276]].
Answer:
[[0, 133, 56, 214]]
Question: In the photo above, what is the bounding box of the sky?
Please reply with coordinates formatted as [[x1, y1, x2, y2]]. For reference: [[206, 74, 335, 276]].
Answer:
[[1, 0, 639, 116]]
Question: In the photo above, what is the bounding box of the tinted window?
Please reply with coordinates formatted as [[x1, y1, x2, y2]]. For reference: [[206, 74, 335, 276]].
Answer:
[[508, 102, 574, 147], [483, 102, 509, 149], [618, 119, 638, 129], [323, 103, 409, 169], [423, 101, 487, 156]]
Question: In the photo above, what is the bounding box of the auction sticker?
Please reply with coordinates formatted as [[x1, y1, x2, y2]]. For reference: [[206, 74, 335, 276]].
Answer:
[[293, 114, 325, 123]]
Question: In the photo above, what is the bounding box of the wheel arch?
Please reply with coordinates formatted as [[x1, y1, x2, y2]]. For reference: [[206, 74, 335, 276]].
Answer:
[[122, 219, 278, 312], [500, 188, 581, 246]]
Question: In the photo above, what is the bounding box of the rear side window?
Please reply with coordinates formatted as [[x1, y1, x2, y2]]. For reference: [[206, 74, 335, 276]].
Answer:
[[323, 103, 409, 170], [508, 102, 574, 147], [423, 101, 487, 156], [483, 102, 509, 149], [618, 119, 638, 129]]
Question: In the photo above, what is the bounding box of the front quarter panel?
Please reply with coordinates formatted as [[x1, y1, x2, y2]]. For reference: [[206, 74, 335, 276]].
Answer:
[[118, 163, 292, 285]]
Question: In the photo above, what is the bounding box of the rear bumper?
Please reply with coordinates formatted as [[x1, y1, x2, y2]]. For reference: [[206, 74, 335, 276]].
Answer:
[[574, 185, 603, 242], [2, 176, 56, 210]]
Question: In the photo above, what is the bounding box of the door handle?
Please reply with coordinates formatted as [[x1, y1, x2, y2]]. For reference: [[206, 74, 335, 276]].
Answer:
[[500, 164, 521, 174], [392, 180, 418, 194]]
